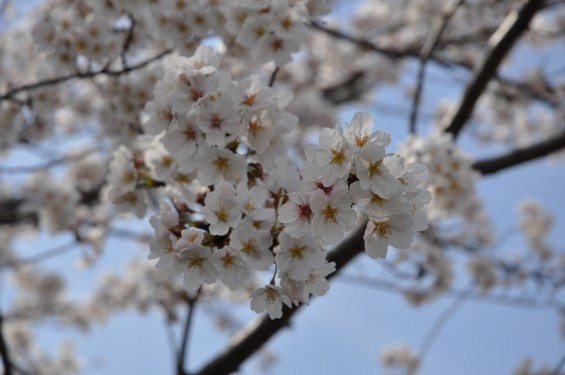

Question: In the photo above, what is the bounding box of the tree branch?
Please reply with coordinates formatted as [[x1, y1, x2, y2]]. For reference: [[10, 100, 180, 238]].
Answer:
[[442, 0, 546, 139], [554, 352, 565, 375], [337, 274, 561, 309], [473, 129, 565, 175], [177, 292, 199, 375], [0, 241, 77, 269], [0, 148, 97, 174], [0, 308, 14, 375], [312, 10, 561, 111], [418, 294, 467, 363], [409, 0, 464, 133], [309, 21, 467, 69], [0, 49, 173, 102], [193, 222, 366, 375]]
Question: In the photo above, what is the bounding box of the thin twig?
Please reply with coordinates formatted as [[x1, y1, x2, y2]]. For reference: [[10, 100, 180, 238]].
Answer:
[[120, 13, 136, 69], [0, 241, 77, 269], [418, 294, 467, 363], [165, 319, 179, 368], [0, 148, 98, 174], [409, 0, 464, 133], [309, 21, 471, 69], [177, 291, 200, 375], [268, 67, 279, 87], [442, 0, 546, 138], [337, 274, 561, 310], [0, 49, 173, 101]]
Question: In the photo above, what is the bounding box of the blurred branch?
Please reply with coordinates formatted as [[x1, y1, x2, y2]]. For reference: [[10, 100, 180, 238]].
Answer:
[[442, 0, 545, 139], [120, 14, 136, 69], [177, 291, 199, 375], [554, 353, 565, 375], [473, 129, 565, 175], [0, 181, 102, 226], [0, 49, 173, 102], [0, 0, 8, 17], [309, 21, 465, 68], [0, 148, 98, 174], [313, 7, 561, 112], [337, 274, 562, 310], [321, 71, 369, 104], [268, 67, 280, 87], [409, 0, 464, 133], [0, 308, 14, 375], [194, 221, 367, 375], [418, 294, 467, 363], [0, 241, 77, 269]]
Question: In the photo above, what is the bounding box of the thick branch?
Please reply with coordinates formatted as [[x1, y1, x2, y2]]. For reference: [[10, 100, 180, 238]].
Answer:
[[192, 126, 565, 374], [442, 0, 545, 138], [473, 129, 565, 174], [194, 222, 366, 375], [313, 13, 561, 111]]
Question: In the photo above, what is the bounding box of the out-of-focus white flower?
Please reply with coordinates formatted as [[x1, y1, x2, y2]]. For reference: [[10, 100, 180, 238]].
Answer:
[[173, 245, 218, 293], [380, 343, 419, 375], [250, 285, 292, 319]]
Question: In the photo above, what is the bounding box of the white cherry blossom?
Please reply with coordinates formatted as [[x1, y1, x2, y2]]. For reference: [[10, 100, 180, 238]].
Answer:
[[310, 189, 356, 244], [173, 245, 218, 293], [201, 182, 241, 236], [250, 285, 292, 319], [214, 246, 250, 290], [275, 232, 326, 281], [230, 221, 274, 271], [363, 214, 414, 259]]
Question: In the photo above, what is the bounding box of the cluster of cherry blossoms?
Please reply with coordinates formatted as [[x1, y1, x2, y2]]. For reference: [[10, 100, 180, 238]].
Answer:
[[400, 132, 480, 220], [29, 0, 330, 76], [103, 44, 432, 319]]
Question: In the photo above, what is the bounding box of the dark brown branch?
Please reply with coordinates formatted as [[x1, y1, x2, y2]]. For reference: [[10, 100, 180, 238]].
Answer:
[[0, 49, 173, 102], [120, 14, 136, 69], [177, 292, 199, 375], [442, 0, 545, 139], [473, 129, 565, 175], [268, 67, 280, 87], [310, 21, 471, 69], [0, 308, 14, 375], [313, 14, 561, 112], [554, 353, 565, 375], [194, 222, 366, 375], [321, 71, 368, 104], [0, 179, 103, 226], [409, 0, 464, 133]]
